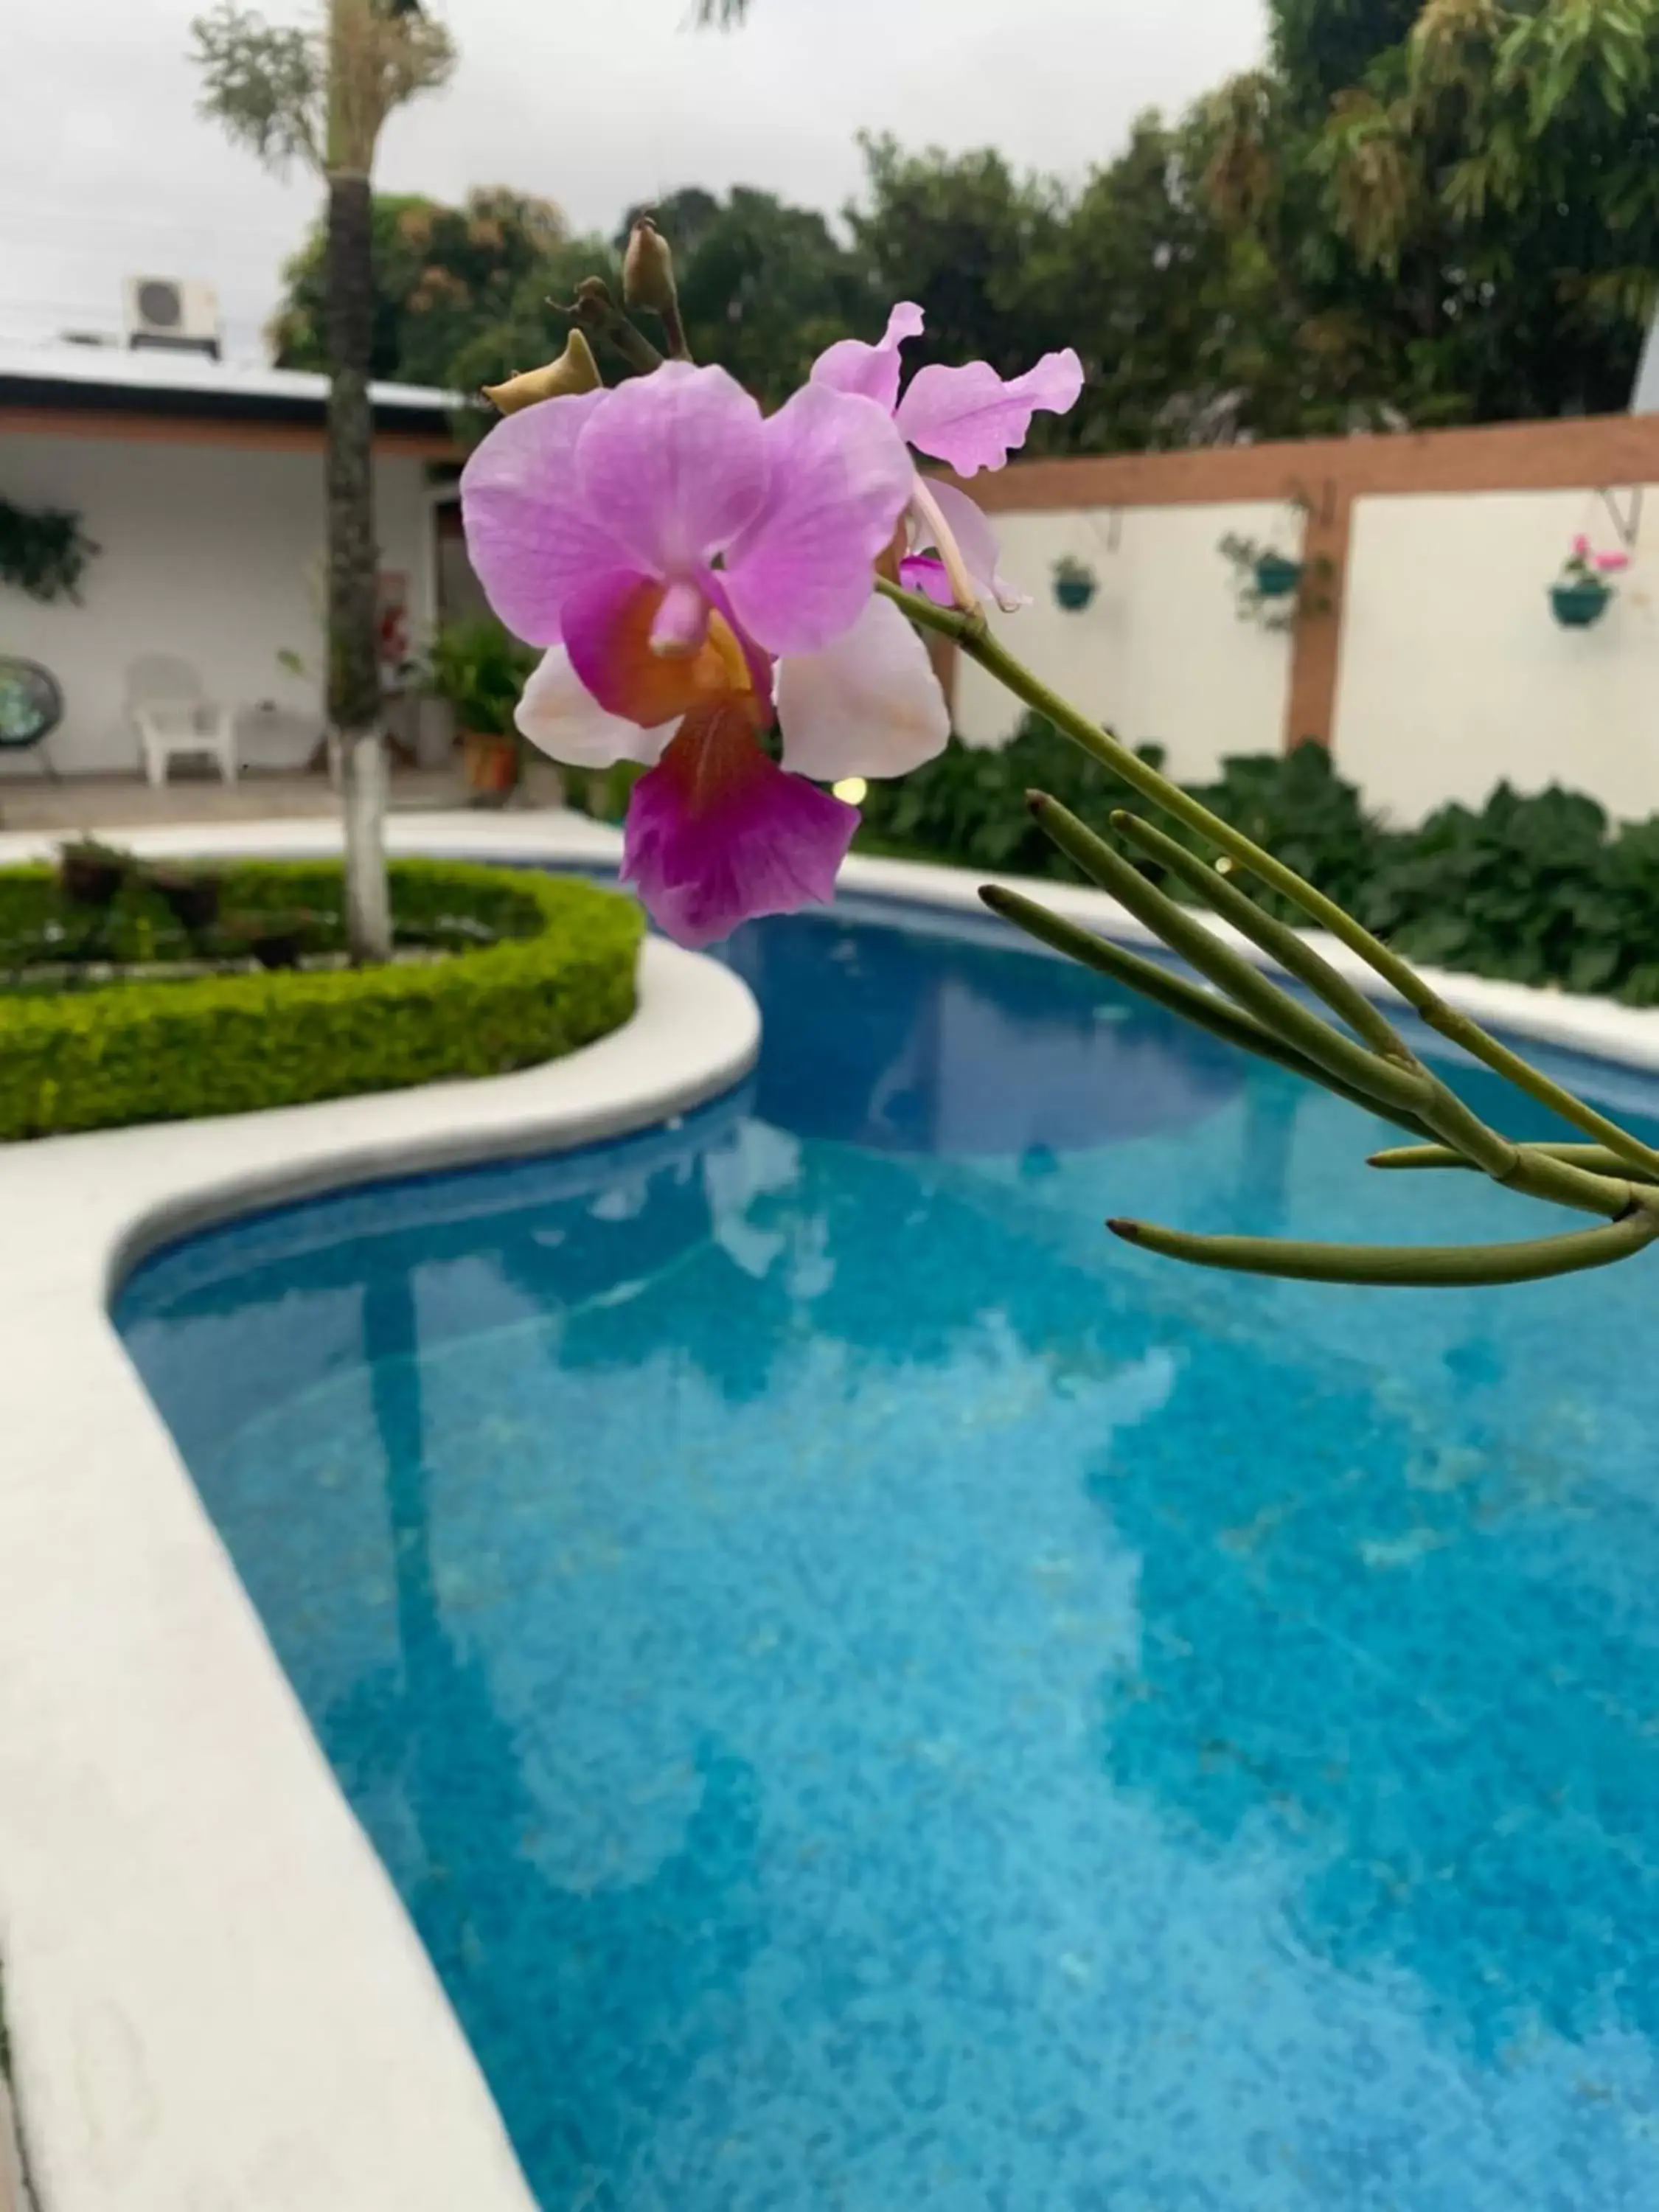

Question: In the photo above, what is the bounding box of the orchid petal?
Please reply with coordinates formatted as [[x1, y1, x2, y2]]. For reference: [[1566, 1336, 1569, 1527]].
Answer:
[[776, 592, 950, 782], [911, 479, 1030, 611], [459, 390, 622, 645], [810, 301, 926, 413], [723, 382, 915, 658], [563, 568, 749, 728], [574, 362, 768, 579], [622, 701, 857, 947], [899, 552, 955, 606], [894, 347, 1085, 475], [515, 647, 675, 769]]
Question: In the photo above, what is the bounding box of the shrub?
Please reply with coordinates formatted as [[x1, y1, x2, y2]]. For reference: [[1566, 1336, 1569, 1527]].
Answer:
[[856, 725, 1659, 1005], [0, 860, 642, 1140], [858, 718, 1381, 914], [1356, 785, 1621, 991]]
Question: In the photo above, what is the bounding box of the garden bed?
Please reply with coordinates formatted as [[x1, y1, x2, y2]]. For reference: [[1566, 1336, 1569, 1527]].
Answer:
[[857, 717, 1659, 1005], [0, 858, 643, 1139]]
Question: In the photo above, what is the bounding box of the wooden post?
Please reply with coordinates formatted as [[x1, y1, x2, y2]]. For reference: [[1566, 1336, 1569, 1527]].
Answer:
[[1284, 481, 1353, 752]]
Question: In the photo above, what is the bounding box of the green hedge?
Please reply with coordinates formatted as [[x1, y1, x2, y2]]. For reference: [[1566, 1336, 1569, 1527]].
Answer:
[[0, 860, 643, 1140], [858, 716, 1659, 1005]]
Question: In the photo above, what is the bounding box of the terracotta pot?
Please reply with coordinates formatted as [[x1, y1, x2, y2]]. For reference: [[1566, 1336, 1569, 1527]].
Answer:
[[462, 730, 518, 801], [60, 849, 128, 907]]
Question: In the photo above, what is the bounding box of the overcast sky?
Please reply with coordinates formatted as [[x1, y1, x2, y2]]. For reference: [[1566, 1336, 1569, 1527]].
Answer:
[[3, 0, 1267, 364]]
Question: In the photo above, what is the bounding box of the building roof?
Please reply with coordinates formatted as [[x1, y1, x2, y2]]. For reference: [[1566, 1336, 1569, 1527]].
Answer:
[[0, 340, 464, 434]]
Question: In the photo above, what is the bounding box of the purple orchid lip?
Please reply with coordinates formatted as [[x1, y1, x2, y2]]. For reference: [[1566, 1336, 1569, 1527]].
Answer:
[[621, 700, 859, 949]]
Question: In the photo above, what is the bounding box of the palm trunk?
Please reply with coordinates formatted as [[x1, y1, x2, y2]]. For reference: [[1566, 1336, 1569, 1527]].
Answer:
[[325, 167, 392, 964]]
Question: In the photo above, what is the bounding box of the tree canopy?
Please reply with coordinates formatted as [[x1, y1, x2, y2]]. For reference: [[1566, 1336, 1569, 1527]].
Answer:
[[269, 1, 1659, 446]]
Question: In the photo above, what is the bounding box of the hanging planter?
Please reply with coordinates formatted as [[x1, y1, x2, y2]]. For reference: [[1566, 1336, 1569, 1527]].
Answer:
[[1550, 534, 1627, 630], [1551, 580, 1613, 630], [1253, 552, 1303, 599], [1051, 556, 1098, 613], [1219, 532, 1334, 633]]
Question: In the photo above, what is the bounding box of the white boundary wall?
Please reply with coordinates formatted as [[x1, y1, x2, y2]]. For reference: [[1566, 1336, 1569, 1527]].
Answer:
[[952, 501, 1300, 778], [1335, 484, 1659, 824]]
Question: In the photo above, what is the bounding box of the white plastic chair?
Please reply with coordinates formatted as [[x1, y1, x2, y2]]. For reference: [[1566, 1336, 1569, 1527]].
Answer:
[[127, 658, 238, 787]]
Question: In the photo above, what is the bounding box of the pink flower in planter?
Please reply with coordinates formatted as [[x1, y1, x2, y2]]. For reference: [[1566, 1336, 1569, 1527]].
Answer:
[[461, 362, 950, 946], [1596, 550, 1632, 574], [813, 303, 1084, 611]]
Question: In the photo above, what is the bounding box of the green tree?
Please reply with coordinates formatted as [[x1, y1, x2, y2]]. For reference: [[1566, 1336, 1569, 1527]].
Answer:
[[1307, 0, 1659, 417], [271, 187, 569, 386], [1270, 0, 1430, 114], [192, 0, 454, 964], [649, 187, 877, 407]]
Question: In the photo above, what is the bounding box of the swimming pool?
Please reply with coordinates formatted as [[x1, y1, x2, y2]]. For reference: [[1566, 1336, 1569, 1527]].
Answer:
[[119, 897, 1659, 2212]]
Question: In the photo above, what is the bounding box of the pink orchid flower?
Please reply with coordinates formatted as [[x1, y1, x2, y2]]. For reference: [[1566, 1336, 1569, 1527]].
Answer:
[[461, 362, 951, 947], [813, 302, 1084, 611], [1597, 549, 1631, 574]]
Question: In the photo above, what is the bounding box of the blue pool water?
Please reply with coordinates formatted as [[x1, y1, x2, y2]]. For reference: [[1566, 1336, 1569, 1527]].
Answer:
[[119, 899, 1659, 2211]]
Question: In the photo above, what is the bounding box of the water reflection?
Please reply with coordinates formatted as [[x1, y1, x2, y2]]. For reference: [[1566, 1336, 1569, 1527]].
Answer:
[[341, 1267, 765, 2200], [722, 911, 1243, 1155]]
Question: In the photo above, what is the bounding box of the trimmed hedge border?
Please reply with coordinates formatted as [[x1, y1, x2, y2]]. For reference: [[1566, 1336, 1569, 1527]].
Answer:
[[0, 860, 644, 1141]]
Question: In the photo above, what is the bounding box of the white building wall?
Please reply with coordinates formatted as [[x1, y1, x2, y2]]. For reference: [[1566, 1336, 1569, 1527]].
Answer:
[[1333, 486, 1659, 824], [952, 501, 1300, 782], [0, 431, 436, 776]]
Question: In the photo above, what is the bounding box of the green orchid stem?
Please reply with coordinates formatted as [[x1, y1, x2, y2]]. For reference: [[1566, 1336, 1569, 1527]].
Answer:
[[1098, 812, 1632, 1216], [981, 884, 1436, 1139], [1108, 811, 1412, 1061], [1030, 804, 1630, 1219], [877, 577, 1659, 1183], [1371, 1141, 1659, 1183], [1031, 793, 1434, 1116], [1107, 1206, 1659, 1288]]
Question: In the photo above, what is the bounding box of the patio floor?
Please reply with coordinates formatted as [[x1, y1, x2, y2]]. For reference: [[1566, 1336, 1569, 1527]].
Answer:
[[0, 760, 566, 836]]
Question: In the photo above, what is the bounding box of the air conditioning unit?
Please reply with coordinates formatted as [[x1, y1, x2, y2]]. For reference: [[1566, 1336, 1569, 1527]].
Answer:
[[123, 276, 221, 359]]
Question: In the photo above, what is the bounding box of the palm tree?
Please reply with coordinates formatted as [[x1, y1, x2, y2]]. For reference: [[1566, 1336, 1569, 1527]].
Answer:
[[192, 1, 454, 963]]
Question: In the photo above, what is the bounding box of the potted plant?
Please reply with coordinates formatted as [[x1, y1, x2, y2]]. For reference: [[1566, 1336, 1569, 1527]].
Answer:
[[1051, 554, 1098, 613], [58, 838, 130, 907], [425, 619, 539, 804], [1551, 535, 1628, 628], [146, 866, 223, 935], [1253, 551, 1303, 599]]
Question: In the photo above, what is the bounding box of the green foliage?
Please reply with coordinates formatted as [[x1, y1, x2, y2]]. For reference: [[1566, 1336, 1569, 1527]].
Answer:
[[0, 498, 99, 604], [0, 862, 641, 1139], [262, 4, 1659, 444], [271, 188, 572, 384], [858, 714, 1169, 880], [423, 617, 538, 737], [189, 1, 321, 173], [1357, 782, 1625, 990], [860, 726, 1659, 1004]]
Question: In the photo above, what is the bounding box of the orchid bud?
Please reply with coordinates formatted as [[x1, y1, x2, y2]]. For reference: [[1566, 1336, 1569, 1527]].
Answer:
[[623, 217, 678, 319], [481, 330, 602, 414]]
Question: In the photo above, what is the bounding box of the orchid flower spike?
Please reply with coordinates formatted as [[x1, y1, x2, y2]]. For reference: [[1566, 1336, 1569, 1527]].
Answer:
[[813, 304, 1083, 614], [461, 362, 951, 947]]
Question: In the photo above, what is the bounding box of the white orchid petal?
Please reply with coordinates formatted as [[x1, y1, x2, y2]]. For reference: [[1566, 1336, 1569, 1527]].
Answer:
[[515, 647, 675, 769], [776, 594, 950, 783]]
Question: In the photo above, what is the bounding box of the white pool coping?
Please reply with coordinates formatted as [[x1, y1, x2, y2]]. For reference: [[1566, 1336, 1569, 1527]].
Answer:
[[4, 806, 1659, 2212], [0, 827, 758, 2212]]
